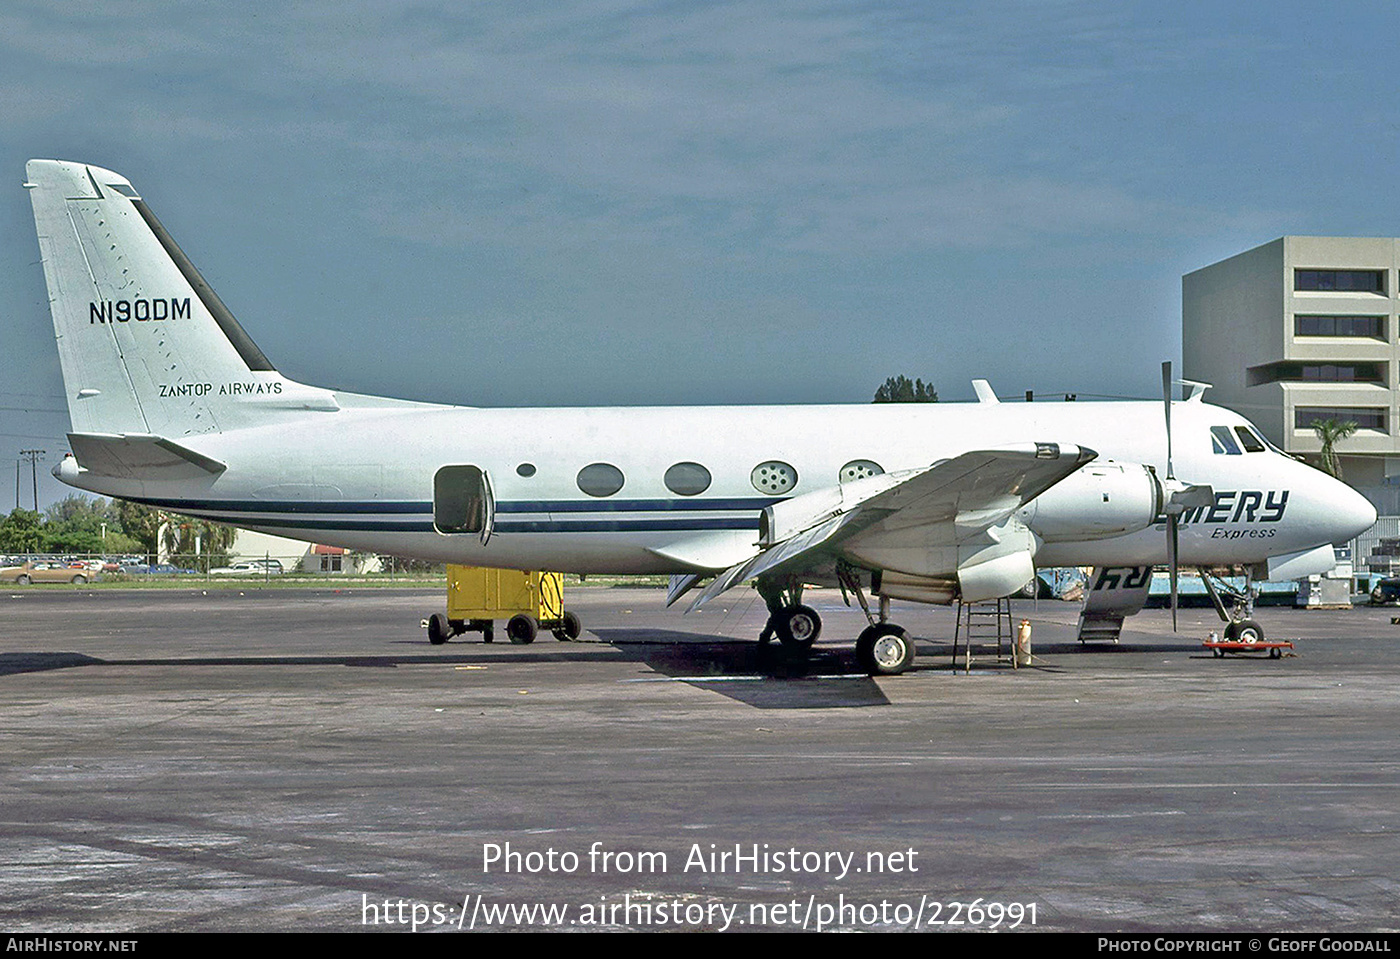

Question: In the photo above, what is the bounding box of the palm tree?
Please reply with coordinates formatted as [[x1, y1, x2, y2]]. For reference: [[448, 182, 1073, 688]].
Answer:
[[1312, 418, 1358, 480]]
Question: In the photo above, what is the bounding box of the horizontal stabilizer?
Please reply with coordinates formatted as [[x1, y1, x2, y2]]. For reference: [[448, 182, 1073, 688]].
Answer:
[[68, 432, 227, 480]]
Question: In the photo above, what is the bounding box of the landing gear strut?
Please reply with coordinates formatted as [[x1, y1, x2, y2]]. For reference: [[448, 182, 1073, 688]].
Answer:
[[1200, 566, 1266, 643], [838, 564, 915, 676], [755, 576, 822, 651]]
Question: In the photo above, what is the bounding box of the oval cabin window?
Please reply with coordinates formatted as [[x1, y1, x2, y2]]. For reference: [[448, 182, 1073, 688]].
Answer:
[[664, 462, 712, 496], [577, 462, 625, 497]]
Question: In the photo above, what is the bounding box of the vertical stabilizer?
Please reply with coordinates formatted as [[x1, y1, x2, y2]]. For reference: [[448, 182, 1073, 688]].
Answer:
[[25, 159, 335, 438]]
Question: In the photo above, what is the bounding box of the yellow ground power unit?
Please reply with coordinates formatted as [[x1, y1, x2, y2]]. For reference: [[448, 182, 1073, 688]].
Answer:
[[426, 566, 581, 645]]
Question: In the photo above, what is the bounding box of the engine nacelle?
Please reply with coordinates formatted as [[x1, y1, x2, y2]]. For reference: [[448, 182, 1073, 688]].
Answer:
[[1017, 462, 1162, 542]]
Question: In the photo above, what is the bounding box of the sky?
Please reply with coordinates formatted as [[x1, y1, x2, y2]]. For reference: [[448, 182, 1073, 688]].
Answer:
[[4, 1, 1400, 510]]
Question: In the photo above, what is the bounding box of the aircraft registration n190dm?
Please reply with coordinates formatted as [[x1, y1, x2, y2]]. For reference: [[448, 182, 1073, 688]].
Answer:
[[25, 160, 1377, 673]]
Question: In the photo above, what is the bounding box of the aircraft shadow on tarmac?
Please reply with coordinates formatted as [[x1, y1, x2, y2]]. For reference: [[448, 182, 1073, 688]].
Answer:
[[1, 634, 1189, 708]]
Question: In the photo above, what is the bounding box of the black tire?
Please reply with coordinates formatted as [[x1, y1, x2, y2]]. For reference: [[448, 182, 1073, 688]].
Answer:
[[553, 610, 582, 642], [1269, 647, 1281, 659], [856, 624, 915, 675], [16, 574, 30, 586], [1224, 619, 1264, 645], [428, 613, 450, 645], [775, 604, 821, 651], [1213, 647, 1224, 658], [507, 614, 538, 645], [71, 574, 87, 585]]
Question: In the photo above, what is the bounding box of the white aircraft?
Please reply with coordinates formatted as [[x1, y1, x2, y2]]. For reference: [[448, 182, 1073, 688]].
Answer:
[[24, 160, 1377, 673]]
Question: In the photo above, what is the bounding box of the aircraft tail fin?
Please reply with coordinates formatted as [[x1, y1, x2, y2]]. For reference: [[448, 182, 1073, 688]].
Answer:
[[25, 159, 337, 438]]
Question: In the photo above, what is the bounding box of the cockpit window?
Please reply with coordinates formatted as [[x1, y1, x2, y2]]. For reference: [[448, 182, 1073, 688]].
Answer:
[[1211, 426, 1242, 455], [1234, 426, 1266, 452]]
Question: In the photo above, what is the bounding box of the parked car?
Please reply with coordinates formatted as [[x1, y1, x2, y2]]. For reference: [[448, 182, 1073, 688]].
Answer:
[[119, 563, 197, 576], [0, 561, 98, 585], [1369, 577, 1400, 606], [210, 562, 282, 576]]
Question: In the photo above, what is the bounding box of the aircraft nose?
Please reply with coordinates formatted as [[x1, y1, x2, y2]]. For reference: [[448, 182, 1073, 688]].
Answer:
[[1333, 480, 1378, 541]]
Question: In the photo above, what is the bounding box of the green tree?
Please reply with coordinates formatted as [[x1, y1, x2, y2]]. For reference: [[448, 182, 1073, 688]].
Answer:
[[161, 515, 238, 571], [1312, 418, 1358, 480], [41, 495, 131, 554], [0, 509, 44, 554], [115, 499, 161, 555], [873, 375, 939, 403]]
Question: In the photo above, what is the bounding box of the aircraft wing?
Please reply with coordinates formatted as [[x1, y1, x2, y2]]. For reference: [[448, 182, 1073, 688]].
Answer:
[[686, 442, 1095, 611]]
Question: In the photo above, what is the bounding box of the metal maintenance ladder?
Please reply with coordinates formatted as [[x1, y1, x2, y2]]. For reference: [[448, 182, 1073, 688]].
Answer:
[[952, 597, 1014, 672]]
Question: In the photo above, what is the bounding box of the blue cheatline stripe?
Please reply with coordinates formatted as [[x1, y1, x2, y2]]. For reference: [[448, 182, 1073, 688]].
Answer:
[[125, 495, 781, 515], [125, 495, 429, 514], [141, 509, 759, 535], [182, 517, 754, 534], [497, 497, 781, 513], [494, 518, 758, 533]]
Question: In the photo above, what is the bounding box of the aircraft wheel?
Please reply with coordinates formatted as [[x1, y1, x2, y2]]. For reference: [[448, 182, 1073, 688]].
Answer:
[[1224, 619, 1263, 644], [553, 610, 582, 641], [507, 614, 538, 645], [427, 613, 450, 645], [775, 604, 821, 651], [856, 623, 915, 675], [16, 574, 31, 586]]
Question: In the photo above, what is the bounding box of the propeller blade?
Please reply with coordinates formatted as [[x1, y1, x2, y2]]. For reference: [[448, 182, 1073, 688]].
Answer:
[[1162, 360, 1174, 481]]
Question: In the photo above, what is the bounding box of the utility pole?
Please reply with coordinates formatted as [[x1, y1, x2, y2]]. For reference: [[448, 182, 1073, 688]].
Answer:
[[19, 450, 45, 512]]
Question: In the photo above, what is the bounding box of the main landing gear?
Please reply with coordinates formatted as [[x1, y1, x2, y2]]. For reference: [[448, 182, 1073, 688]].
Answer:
[[754, 571, 917, 676]]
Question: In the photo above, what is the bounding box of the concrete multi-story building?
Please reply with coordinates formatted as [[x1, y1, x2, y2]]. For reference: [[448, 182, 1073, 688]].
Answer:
[[1184, 236, 1400, 492]]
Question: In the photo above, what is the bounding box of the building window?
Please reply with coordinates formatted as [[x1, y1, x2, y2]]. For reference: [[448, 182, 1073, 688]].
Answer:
[[1294, 315, 1386, 338], [1294, 270, 1385, 293], [1247, 361, 1386, 386], [1294, 407, 1387, 431]]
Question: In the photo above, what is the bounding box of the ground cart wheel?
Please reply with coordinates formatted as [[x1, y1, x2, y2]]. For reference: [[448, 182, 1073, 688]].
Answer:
[[507, 614, 538, 645], [552, 610, 582, 641], [428, 613, 450, 645]]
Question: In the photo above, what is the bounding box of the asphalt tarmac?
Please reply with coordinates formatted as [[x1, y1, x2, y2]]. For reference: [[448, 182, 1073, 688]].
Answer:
[[1, 585, 1396, 933]]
